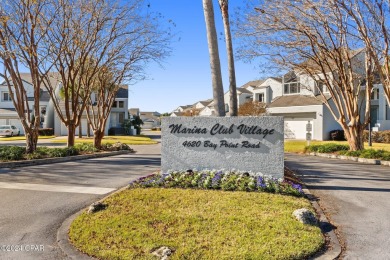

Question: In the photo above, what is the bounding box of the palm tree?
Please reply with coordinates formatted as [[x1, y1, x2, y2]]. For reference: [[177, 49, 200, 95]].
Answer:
[[202, 0, 225, 116], [219, 0, 238, 116]]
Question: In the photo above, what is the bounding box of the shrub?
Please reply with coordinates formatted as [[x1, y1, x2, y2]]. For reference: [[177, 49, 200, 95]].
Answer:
[[74, 143, 97, 153], [46, 147, 79, 157], [38, 128, 54, 136], [305, 143, 349, 153], [329, 129, 346, 141], [0, 146, 25, 161], [129, 170, 304, 197], [363, 130, 390, 143]]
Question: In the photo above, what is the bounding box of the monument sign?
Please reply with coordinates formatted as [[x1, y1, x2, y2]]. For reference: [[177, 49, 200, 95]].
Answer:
[[161, 117, 284, 178]]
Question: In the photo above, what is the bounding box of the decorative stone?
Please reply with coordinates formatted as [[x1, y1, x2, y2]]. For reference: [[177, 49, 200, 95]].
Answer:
[[292, 208, 318, 225], [87, 202, 107, 214], [161, 117, 284, 178], [151, 246, 173, 260]]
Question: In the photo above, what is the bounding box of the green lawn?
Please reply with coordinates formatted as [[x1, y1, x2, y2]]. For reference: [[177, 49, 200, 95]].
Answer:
[[0, 135, 55, 141], [51, 135, 157, 145], [70, 188, 324, 260], [285, 140, 390, 153]]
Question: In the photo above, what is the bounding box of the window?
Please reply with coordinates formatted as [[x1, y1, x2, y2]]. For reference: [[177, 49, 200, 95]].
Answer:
[[2, 92, 11, 101], [258, 93, 265, 103], [283, 82, 300, 94], [119, 113, 125, 124], [371, 88, 379, 100], [317, 81, 329, 93], [118, 101, 124, 108], [225, 103, 229, 112], [112, 101, 117, 108]]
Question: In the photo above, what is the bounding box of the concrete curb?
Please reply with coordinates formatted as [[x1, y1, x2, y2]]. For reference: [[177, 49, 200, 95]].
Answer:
[[286, 163, 341, 259], [0, 150, 132, 169], [303, 186, 342, 260], [309, 152, 389, 166], [57, 186, 129, 260]]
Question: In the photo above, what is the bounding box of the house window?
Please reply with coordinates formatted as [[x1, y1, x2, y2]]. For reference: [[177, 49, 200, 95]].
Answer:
[[258, 93, 265, 103], [225, 103, 229, 112], [119, 112, 125, 124], [112, 101, 117, 108], [284, 82, 300, 94], [2, 92, 11, 101], [118, 101, 124, 108], [371, 88, 379, 100], [317, 81, 329, 93]]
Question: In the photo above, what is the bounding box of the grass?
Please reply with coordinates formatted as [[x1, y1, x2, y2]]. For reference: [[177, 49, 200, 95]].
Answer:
[[285, 140, 390, 153], [51, 135, 157, 145], [70, 188, 324, 260], [0, 135, 55, 141]]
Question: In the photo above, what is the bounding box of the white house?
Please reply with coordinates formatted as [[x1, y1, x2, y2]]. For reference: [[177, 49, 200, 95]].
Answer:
[[0, 73, 51, 135], [0, 73, 129, 136]]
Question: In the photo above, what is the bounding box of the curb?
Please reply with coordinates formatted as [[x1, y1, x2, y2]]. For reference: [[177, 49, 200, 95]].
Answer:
[[57, 186, 129, 260], [303, 186, 342, 260], [286, 164, 341, 259], [309, 152, 389, 166], [0, 150, 132, 169]]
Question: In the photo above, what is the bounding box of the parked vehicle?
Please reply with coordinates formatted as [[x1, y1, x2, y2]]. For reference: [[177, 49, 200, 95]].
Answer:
[[0, 125, 20, 137]]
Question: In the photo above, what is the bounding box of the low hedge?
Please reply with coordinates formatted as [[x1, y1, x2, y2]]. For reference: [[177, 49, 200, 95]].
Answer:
[[305, 143, 349, 153], [305, 143, 390, 161]]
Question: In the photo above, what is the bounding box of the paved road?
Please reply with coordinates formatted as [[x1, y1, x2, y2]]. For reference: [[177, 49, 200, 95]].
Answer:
[[285, 153, 390, 260], [0, 139, 161, 259]]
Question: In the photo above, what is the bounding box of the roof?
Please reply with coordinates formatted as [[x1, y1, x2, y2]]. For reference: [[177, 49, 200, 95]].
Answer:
[[241, 80, 266, 89], [116, 85, 128, 98], [40, 91, 51, 102], [237, 87, 253, 94], [296, 48, 365, 74], [269, 77, 282, 83], [195, 99, 213, 106], [268, 94, 331, 108]]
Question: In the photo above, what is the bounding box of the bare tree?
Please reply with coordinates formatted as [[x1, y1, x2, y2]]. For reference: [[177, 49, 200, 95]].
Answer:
[[219, 0, 238, 116], [335, 0, 390, 105], [203, 0, 225, 116], [81, 4, 171, 149], [42, 0, 170, 147], [0, 0, 56, 153], [236, 0, 373, 150]]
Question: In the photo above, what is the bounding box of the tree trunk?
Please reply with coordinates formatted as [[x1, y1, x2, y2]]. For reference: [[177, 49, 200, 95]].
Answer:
[[67, 123, 76, 147], [93, 130, 105, 150], [203, 0, 225, 116], [87, 122, 91, 137], [25, 129, 39, 154], [219, 0, 238, 116], [78, 122, 82, 138], [343, 125, 365, 151]]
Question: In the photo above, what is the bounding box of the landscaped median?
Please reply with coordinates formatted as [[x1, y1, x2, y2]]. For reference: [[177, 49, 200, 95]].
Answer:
[[304, 143, 390, 166], [50, 135, 158, 145], [69, 170, 325, 259]]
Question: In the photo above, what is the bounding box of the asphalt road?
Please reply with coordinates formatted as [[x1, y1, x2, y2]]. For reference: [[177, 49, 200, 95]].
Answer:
[[0, 141, 161, 260], [285, 153, 390, 260]]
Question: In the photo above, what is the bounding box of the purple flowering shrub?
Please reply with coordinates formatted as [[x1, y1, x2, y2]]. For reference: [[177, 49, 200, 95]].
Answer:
[[129, 170, 304, 197]]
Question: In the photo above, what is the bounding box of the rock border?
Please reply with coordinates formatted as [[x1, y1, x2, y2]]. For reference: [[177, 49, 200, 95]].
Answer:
[[309, 152, 390, 166], [0, 150, 132, 169]]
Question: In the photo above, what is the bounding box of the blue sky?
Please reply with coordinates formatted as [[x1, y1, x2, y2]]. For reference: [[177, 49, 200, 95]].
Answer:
[[131, 0, 265, 113], [0, 0, 266, 113]]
